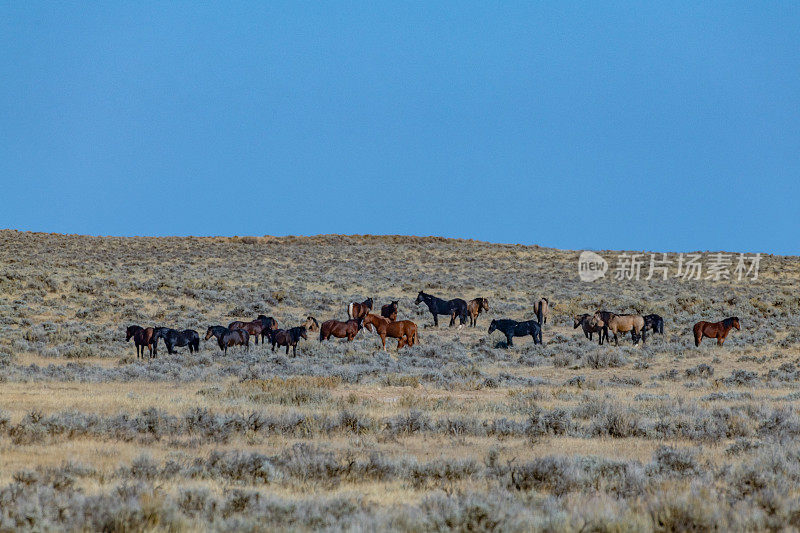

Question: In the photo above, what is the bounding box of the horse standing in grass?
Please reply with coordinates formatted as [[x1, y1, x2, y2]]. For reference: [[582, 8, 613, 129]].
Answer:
[[533, 298, 550, 325], [693, 317, 740, 346], [257, 315, 278, 333], [644, 314, 665, 335], [591, 313, 646, 346], [488, 319, 542, 347], [204, 326, 229, 346], [271, 327, 308, 356], [362, 314, 418, 351], [228, 319, 265, 344], [319, 319, 362, 342], [126, 325, 156, 358], [381, 301, 399, 321], [152, 328, 201, 354], [573, 314, 604, 343], [347, 298, 373, 321], [301, 316, 319, 333], [467, 298, 489, 327], [218, 329, 249, 355], [414, 291, 468, 327]]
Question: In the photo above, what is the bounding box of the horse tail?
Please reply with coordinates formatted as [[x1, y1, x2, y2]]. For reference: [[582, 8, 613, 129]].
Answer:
[[347, 302, 353, 319], [319, 328, 325, 342], [536, 305, 543, 325]]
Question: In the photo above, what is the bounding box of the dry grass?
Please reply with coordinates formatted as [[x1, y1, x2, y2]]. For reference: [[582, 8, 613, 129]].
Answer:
[[0, 230, 799, 530]]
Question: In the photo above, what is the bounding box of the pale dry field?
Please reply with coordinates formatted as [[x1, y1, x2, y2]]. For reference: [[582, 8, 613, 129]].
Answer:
[[0, 230, 799, 531]]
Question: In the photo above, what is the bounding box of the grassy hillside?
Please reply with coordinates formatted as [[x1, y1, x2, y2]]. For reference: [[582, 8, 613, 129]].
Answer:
[[0, 230, 799, 530]]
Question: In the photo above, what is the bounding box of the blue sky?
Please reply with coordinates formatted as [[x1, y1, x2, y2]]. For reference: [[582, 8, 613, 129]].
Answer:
[[1, 3, 798, 253]]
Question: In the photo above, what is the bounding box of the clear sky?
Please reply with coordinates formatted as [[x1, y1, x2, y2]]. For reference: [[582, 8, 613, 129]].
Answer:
[[1, 3, 798, 253]]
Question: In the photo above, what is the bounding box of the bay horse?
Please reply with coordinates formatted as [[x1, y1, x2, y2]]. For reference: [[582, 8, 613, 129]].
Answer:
[[126, 325, 156, 358], [467, 298, 489, 327], [533, 298, 550, 325], [362, 313, 418, 351], [219, 329, 249, 355], [381, 301, 399, 321], [319, 319, 362, 342], [644, 314, 665, 335], [573, 314, 604, 344], [205, 326, 229, 347], [591, 313, 646, 346], [347, 298, 373, 321], [488, 319, 542, 347], [152, 328, 201, 355], [271, 326, 307, 356], [414, 291, 468, 327], [228, 319, 264, 344], [693, 317, 740, 346], [257, 315, 278, 332]]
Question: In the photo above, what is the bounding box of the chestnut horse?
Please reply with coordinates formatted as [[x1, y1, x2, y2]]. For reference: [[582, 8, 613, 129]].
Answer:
[[362, 313, 418, 351], [467, 298, 489, 327], [320, 318, 362, 342], [381, 301, 399, 321], [591, 313, 646, 346], [228, 319, 264, 344], [693, 317, 740, 346], [347, 298, 373, 321], [126, 325, 156, 358]]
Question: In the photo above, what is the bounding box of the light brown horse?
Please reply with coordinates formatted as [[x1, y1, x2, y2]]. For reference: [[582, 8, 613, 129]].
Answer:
[[320, 319, 362, 342], [362, 313, 418, 351], [228, 319, 265, 344], [694, 317, 740, 346], [301, 316, 320, 332], [347, 298, 373, 321], [467, 298, 489, 327], [533, 298, 550, 325], [591, 312, 646, 346]]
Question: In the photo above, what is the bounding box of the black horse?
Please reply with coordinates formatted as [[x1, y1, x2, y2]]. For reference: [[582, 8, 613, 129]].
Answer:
[[488, 319, 542, 347], [643, 314, 664, 335], [152, 327, 200, 355], [257, 315, 278, 342], [414, 291, 468, 327], [271, 326, 308, 356], [593, 310, 615, 345]]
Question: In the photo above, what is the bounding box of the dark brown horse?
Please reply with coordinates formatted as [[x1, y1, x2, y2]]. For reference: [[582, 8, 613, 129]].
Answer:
[[126, 325, 156, 358], [380, 301, 399, 321], [319, 319, 362, 342], [362, 313, 418, 351], [228, 319, 265, 344], [693, 317, 740, 346], [467, 298, 489, 327], [347, 298, 373, 321], [271, 326, 308, 356], [573, 314, 603, 343], [219, 329, 249, 355], [257, 315, 279, 332]]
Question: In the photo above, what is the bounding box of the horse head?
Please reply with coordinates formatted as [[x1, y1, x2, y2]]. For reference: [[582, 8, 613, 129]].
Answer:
[[415, 291, 426, 305], [488, 320, 497, 334]]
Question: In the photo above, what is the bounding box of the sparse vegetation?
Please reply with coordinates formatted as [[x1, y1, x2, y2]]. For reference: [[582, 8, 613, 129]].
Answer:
[[0, 230, 798, 530]]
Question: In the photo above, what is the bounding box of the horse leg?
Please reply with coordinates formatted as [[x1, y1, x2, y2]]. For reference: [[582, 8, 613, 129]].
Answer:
[[433, 312, 438, 327], [381, 334, 386, 351], [505, 333, 513, 347]]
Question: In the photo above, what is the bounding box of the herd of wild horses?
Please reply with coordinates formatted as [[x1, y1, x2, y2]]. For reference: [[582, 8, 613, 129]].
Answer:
[[125, 290, 742, 358]]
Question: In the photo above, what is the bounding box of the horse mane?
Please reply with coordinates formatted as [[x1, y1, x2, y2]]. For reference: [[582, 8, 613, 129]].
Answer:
[[723, 317, 739, 327]]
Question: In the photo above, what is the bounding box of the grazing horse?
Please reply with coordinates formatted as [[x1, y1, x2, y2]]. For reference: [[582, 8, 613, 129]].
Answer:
[[319, 319, 362, 342], [152, 328, 201, 354], [693, 317, 740, 346], [347, 298, 373, 321], [126, 325, 156, 358], [228, 320, 265, 344], [362, 313, 418, 351], [488, 319, 542, 347], [467, 298, 489, 327], [381, 301, 399, 321], [414, 291, 468, 327], [573, 314, 604, 344], [218, 329, 249, 355], [644, 314, 665, 335], [271, 326, 308, 356], [301, 316, 320, 333], [591, 313, 646, 346], [533, 298, 550, 325]]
